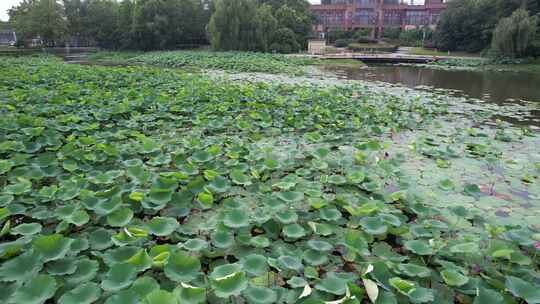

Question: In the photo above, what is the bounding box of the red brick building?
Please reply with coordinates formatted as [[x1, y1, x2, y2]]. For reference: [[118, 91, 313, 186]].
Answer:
[[311, 0, 448, 38]]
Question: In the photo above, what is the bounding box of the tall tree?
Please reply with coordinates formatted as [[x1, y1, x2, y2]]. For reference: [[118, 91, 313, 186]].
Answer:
[[254, 4, 278, 52], [208, 0, 258, 51], [9, 0, 68, 46], [491, 8, 538, 58]]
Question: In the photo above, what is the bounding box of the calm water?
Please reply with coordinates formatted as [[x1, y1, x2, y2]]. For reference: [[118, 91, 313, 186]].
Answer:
[[324, 64, 540, 125]]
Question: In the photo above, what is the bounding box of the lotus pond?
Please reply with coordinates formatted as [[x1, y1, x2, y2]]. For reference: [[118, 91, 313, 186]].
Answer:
[[0, 56, 539, 304], [86, 51, 319, 75]]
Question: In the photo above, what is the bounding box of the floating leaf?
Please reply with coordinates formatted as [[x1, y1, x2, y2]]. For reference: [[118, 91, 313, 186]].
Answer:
[[440, 269, 469, 287], [58, 282, 101, 304], [10, 274, 57, 304], [243, 285, 278, 304], [164, 250, 201, 282]]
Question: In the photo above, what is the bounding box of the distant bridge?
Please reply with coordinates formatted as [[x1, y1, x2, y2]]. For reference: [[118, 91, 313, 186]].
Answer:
[[318, 53, 441, 64]]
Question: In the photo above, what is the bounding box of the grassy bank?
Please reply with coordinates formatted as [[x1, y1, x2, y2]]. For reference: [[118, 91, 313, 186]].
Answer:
[[0, 56, 538, 304]]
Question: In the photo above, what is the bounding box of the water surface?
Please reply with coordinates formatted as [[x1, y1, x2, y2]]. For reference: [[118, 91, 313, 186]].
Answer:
[[323, 64, 540, 126]]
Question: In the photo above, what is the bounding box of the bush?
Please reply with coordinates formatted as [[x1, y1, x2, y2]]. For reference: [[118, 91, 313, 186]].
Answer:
[[334, 39, 353, 48]]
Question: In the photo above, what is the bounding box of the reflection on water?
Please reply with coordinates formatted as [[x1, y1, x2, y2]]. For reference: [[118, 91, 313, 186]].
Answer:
[[323, 64, 540, 126]]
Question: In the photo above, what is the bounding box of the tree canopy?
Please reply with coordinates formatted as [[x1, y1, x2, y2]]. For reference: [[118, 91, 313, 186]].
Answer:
[[435, 0, 540, 57]]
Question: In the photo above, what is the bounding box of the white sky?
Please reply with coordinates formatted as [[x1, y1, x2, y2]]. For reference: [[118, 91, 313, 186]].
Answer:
[[0, 0, 22, 21], [0, 0, 427, 22]]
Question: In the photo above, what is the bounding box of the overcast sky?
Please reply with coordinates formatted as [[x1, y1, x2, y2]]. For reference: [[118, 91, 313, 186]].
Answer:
[[1, 0, 427, 22]]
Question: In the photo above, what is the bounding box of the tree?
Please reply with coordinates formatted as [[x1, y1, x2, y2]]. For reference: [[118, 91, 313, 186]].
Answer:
[[9, 0, 68, 46], [255, 4, 278, 52], [435, 0, 499, 53], [274, 4, 311, 48], [491, 8, 538, 58], [208, 0, 258, 51]]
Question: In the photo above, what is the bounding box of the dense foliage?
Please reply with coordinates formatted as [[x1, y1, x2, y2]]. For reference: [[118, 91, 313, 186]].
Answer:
[[9, 0, 211, 50], [0, 56, 539, 303], [8, 0, 312, 53], [492, 8, 539, 58], [435, 0, 540, 56], [89, 51, 318, 74], [208, 0, 312, 53]]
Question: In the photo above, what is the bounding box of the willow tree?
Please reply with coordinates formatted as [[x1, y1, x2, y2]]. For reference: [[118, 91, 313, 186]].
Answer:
[[208, 0, 258, 51], [491, 8, 538, 58]]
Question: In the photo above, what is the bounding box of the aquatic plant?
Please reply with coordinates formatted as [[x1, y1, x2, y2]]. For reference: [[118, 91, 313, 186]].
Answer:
[[0, 56, 538, 304]]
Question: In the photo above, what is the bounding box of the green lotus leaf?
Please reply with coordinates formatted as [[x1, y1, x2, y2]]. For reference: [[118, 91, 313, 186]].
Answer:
[[360, 216, 388, 235], [230, 170, 251, 185], [148, 217, 179, 236], [148, 188, 173, 204], [164, 250, 201, 282], [397, 264, 431, 278], [212, 230, 235, 248], [10, 274, 57, 304], [346, 170, 365, 184], [58, 282, 101, 304], [272, 181, 297, 190], [183, 238, 208, 251], [307, 239, 333, 252], [309, 221, 334, 236], [282, 223, 306, 239], [88, 228, 114, 250], [67, 210, 90, 226], [107, 207, 134, 227], [65, 258, 99, 284], [440, 269, 469, 287], [209, 263, 248, 297], [450, 242, 479, 254], [143, 290, 178, 304], [130, 276, 160, 298], [242, 254, 268, 276], [505, 276, 540, 303], [101, 263, 138, 291], [0, 250, 43, 282], [46, 257, 78, 275], [250, 235, 270, 248], [464, 183, 482, 197], [311, 147, 330, 159], [126, 164, 152, 185], [104, 290, 139, 304], [0, 195, 14, 207], [315, 275, 348, 295], [127, 249, 153, 272], [140, 138, 161, 154], [243, 285, 278, 304], [473, 288, 505, 304], [11, 223, 42, 236], [191, 150, 213, 162], [277, 255, 303, 271], [177, 283, 206, 304], [403, 240, 434, 255], [276, 191, 304, 203], [408, 287, 434, 303], [344, 229, 369, 255], [224, 209, 250, 228], [438, 179, 455, 191], [263, 158, 280, 170], [32, 234, 73, 261], [4, 178, 32, 195], [208, 176, 231, 193], [287, 276, 308, 288], [275, 210, 298, 224], [319, 207, 342, 221], [197, 191, 214, 209], [0, 160, 14, 174], [303, 249, 328, 266], [389, 277, 416, 295], [328, 174, 347, 185]]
